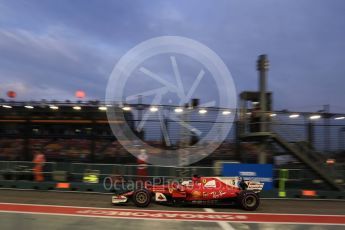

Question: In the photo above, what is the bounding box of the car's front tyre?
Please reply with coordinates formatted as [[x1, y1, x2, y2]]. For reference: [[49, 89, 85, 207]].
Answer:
[[132, 189, 152, 207]]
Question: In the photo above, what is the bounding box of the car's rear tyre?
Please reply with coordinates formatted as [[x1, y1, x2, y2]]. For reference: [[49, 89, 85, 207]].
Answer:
[[132, 189, 151, 207], [238, 191, 260, 211]]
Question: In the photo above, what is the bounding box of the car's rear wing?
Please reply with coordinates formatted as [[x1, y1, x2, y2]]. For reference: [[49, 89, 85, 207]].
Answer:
[[246, 181, 264, 193]]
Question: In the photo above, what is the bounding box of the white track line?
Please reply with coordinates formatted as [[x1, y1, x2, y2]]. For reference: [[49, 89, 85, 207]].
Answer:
[[204, 208, 235, 230], [1, 202, 344, 217], [0, 203, 344, 225]]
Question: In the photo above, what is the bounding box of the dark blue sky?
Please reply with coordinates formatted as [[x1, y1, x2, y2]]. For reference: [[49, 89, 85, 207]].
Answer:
[[0, 0, 344, 112]]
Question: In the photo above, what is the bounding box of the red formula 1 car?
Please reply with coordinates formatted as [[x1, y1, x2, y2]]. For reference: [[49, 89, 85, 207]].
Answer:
[[111, 176, 264, 211]]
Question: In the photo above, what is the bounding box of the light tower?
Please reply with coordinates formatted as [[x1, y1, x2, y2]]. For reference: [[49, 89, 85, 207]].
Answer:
[[257, 54, 269, 133]]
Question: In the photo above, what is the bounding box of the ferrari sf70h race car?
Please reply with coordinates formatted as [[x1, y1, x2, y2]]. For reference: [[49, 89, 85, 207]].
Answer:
[[112, 176, 264, 211]]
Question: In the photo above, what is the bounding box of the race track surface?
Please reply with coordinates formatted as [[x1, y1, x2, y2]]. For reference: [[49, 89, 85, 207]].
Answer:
[[0, 189, 343, 214], [0, 189, 344, 230]]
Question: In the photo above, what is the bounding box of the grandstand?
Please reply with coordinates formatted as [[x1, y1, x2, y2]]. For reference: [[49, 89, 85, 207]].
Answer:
[[0, 100, 343, 162], [0, 101, 134, 163]]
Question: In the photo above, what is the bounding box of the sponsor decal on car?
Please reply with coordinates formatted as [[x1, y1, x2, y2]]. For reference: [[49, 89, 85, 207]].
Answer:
[[155, 193, 167, 202], [210, 191, 226, 198], [204, 180, 216, 188], [191, 190, 202, 198], [247, 182, 264, 190]]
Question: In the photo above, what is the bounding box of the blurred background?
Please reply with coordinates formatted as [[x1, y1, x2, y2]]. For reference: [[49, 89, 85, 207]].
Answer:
[[0, 0, 344, 196]]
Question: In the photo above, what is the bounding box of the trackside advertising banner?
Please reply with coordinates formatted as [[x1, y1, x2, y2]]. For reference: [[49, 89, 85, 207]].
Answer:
[[222, 164, 273, 190]]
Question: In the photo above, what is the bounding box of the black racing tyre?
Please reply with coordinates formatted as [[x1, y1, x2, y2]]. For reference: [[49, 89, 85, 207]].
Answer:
[[238, 191, 260, 211], [132, 189, 152, 207]]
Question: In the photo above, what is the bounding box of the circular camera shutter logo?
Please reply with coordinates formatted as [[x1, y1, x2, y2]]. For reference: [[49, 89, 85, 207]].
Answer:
[[106, 36, 237, 166]]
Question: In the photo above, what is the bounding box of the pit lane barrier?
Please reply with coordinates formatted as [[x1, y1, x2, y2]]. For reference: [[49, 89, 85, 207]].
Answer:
[[0, 179, 344, 199]]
